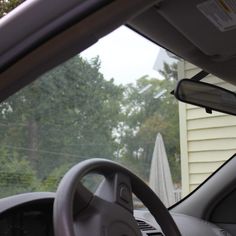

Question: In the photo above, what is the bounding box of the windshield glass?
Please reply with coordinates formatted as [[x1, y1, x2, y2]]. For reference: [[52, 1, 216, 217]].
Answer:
[[0, 26, 235, 208], [0, 0, 25, 18]]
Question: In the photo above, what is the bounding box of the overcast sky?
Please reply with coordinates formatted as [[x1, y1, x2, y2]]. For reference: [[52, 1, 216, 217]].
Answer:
[[81, 26, 161, 85]]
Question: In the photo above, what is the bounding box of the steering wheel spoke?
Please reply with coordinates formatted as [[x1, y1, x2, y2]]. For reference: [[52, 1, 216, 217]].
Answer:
[[95, 172, 134, 212], [73, 183, 94, 218]]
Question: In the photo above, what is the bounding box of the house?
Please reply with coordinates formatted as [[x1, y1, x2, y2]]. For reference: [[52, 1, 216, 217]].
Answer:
[[178, 61, 236, 197]]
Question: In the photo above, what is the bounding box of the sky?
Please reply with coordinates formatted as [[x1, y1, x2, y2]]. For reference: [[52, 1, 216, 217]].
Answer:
[[81, 26, 161, 85]]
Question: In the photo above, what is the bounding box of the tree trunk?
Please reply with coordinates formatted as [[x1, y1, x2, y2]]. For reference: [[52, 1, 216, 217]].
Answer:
[[28, 119, 38, 170]]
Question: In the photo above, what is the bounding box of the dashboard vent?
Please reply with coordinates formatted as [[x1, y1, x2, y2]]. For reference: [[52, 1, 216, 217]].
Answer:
[[136, 219, 156, 231]]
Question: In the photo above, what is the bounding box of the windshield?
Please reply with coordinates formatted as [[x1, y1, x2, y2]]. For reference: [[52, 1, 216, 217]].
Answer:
[[0, 0, 25, 18], [0, 26, 235, 208]]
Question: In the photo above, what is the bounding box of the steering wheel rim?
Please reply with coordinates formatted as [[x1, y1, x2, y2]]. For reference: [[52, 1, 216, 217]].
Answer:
[[53, 158, 181, 236]]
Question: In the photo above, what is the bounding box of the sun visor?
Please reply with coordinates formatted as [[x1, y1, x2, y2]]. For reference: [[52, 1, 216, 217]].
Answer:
[[157, 0, 236, 60], [128, 1, 236, 85]]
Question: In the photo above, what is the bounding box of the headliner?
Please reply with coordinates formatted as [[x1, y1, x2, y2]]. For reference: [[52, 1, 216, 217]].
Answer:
[[0, 0, 236, 102]]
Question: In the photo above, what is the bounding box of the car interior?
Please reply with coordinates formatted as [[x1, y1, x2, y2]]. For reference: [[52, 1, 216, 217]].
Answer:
[[1, 0, 236, 235]]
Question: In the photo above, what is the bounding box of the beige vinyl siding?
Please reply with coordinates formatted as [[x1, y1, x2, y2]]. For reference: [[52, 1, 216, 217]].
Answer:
[[178, 61, 236, 196]]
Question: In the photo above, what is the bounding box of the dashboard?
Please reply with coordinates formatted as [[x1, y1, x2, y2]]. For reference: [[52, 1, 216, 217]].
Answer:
[[0, 204, 53, 236], [0, 193, 54, 236], [0, 192, 230, 236]]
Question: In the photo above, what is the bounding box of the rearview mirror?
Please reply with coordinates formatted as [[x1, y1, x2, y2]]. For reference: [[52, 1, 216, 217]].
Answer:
[[174, 79, 236, 116]]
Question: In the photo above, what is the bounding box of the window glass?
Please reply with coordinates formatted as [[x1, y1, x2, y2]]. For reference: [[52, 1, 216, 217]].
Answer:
[[2, 26, 234, 208], [0, 0, 25, 18]]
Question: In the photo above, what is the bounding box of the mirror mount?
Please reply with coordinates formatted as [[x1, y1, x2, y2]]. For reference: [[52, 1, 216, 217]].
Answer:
[[190, 70, 209, 82], [170, 70, 209, 95], [205, 107, 212, 114]]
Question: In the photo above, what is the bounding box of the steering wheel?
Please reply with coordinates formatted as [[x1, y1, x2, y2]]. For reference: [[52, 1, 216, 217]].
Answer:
[[53, 158, 181, 236]]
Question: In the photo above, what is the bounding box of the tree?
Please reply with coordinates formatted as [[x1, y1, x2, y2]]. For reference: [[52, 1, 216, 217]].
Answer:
[[0, 0, 24, 17], [119, 63, 180, 183], [0, 2, 182, 191], [0, 55, 124, 192], [0, 146, 38, 197], [159, 62, 178, 81]]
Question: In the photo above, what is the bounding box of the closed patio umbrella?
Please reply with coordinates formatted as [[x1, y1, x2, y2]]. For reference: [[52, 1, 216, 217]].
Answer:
[[149, 133, 175, 207]]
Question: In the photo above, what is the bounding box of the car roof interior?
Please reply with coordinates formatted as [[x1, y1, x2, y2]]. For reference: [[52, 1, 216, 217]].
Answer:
[[2, 1, 236, 235], [0, 0, 236, 101]]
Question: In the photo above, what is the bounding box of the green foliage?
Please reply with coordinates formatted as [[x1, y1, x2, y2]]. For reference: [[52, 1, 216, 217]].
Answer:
[[39, 163, 74, 192], [159, 62, 178, 81], [0, 146, 38, 197], [0, 55, 124, 196], [0, 44, 180, 196], [0, 0, 24, 17], [119, 64, 180, 183], [0, 0, 181, 196], [117, 156, 149, 184]]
